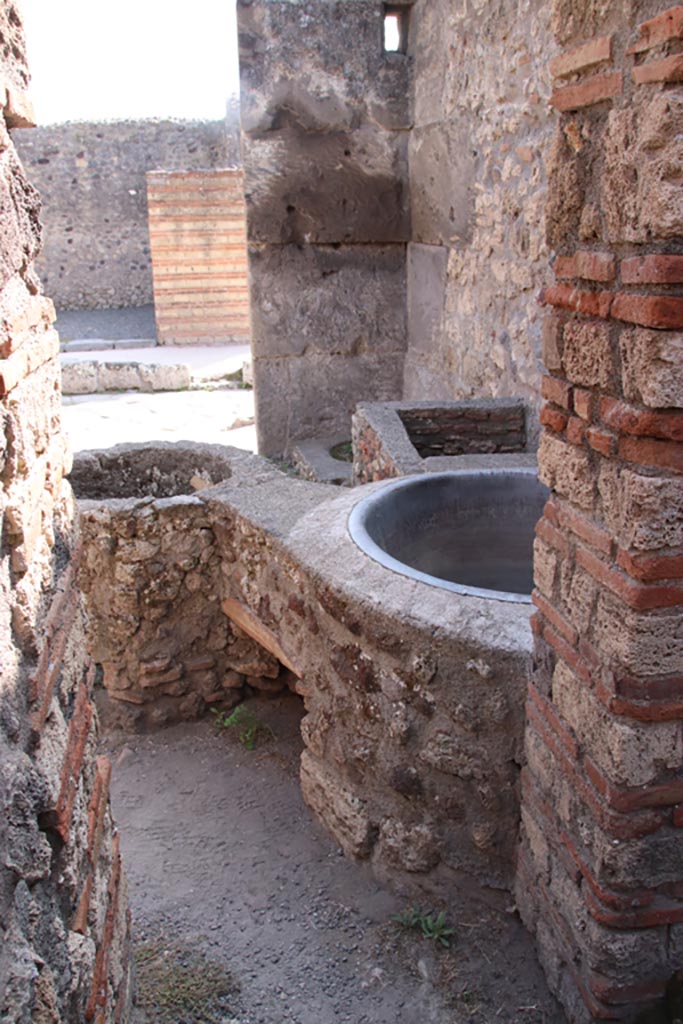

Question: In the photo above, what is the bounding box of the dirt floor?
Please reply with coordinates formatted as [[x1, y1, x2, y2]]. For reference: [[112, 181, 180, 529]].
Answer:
[[106, 694, 564, 1024]]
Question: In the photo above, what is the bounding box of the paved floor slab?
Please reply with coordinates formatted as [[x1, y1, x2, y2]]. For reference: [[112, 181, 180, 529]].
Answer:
[[62, 388, 257, 454]]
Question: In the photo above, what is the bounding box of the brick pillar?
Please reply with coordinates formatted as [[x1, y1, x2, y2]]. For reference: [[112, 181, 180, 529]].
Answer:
[[518, 5, 683, 1021]]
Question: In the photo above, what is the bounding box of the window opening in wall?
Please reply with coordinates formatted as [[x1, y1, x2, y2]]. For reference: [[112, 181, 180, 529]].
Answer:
[[383, 5, 408, 53]]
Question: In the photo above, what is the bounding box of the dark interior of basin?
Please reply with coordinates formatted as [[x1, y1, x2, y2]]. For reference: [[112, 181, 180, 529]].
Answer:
[[69, 443, 233, 500], [349, 469, 549, 601]]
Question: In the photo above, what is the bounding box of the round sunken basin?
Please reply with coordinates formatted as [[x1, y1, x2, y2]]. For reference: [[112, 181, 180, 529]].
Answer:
[[348, 468, 549, 603]]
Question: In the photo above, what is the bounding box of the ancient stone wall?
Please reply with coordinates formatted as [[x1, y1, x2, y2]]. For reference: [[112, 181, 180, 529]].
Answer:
[[71, 444, 290, 731], [518, 3, 683, 1020], [147, 169, 250, 344], [403, 0, 556, 439], [14, 118, 240, 311], [0, 5, 132, 1020], [201, 461, 533, 897], [238, 0, 411, 455]]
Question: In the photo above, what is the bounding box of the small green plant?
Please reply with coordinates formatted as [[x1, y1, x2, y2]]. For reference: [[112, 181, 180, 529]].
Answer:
[[393, 906, 456, 948], [211, 704, 274, 750]]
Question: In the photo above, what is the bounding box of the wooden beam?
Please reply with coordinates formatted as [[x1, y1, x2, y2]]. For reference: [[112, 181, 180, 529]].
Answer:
[[221, 597, 302, 678]]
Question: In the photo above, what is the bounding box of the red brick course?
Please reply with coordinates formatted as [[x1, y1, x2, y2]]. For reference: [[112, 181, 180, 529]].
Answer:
[[540, 375, 572, 409], [633, 53, 683, 84], [550, 34, 613, 78], [539, 402, 568, 432], [619, 435, 683, 473], [600, 395, 683, 443], [55, 679, 95, 842], [573, 387, 593, 420], [617, 548, 683, 582], [86, 833, 122, 1021], [627, 5, 683, 53], [542, 282, 613, 318], [621, 254, 683, 284], [550, 72, 623, 111], [612, 293, 683, 330]]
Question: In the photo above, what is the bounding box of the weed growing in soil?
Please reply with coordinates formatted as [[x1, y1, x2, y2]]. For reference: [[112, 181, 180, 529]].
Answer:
[[211, 704, 274, 750], [393, 906, 456, 948], [134, 936, 242, 1024]]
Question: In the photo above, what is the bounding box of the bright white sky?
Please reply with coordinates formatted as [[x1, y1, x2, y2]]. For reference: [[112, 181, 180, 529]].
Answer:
[[19, 0, 240, 124]]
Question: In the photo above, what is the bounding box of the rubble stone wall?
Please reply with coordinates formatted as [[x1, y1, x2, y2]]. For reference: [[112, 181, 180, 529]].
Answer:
[[403, 0, 556, 441], [517, 3, 683, 1021], [71, 444, 289, 732], [238, 0, 411, 455], [14, 118, 240, 311], [0, 8, 132, 1021], [202, 466, 534, 898]]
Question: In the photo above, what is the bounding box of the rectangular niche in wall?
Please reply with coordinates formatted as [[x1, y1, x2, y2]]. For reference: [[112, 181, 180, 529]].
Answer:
[[383, 4, 409, 53]]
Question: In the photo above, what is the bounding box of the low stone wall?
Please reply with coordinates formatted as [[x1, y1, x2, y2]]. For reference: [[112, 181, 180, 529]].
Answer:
[[71, 444, 289, 731], [207, 474, 533, 895], [72, 443, 533, 897], [352, 398, 528, 484], [61, 360, 190, 395]]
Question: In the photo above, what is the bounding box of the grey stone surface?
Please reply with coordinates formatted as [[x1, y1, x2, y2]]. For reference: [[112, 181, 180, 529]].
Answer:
[[409, 122, 475, 246], [237, 0, 412, 134], [249, 244, 407, 359], [291, 435, 353, 486], [238, 0, 410, 456], [254, 351, 405, 457], [243, 127, 409, 244], [15, 120, 241, 311], [406, 242, 448, 357], [61, 360, 191, 395], [56, 304, 157, 342]]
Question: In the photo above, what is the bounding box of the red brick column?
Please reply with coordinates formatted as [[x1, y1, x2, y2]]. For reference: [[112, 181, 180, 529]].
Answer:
[[518, 5, 683, 1021]]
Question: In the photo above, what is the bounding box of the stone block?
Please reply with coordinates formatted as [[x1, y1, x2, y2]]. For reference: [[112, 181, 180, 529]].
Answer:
[[595, 591, 683, 677], [409, 121, 475, 246], [562, 320, 614, 388], [377, 819, 441, 872], [620, 327, 683, 409], [138, 363, 191, 392], [60, 361, 98, 395], [97, 362, 141, 392], [242, 127, 409, 244], [552, 659, 682, 787], [406, 243, 448, 357], [238, 0, 410, 134], [601, 94, 683, 244], [538, 433, 595, 510], [299, 750, 376, 860], [599, 465, 683, 552], [248, 243, 407, 360]]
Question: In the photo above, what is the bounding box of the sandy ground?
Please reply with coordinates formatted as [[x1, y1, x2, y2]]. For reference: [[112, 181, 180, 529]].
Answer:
[[106, 696, 563, 1024]]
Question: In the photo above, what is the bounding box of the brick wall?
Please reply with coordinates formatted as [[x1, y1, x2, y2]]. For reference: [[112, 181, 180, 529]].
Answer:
[[147, 169, 250, 344], [0, 4, 132, 1021], [518, 4, 683, 1021]]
